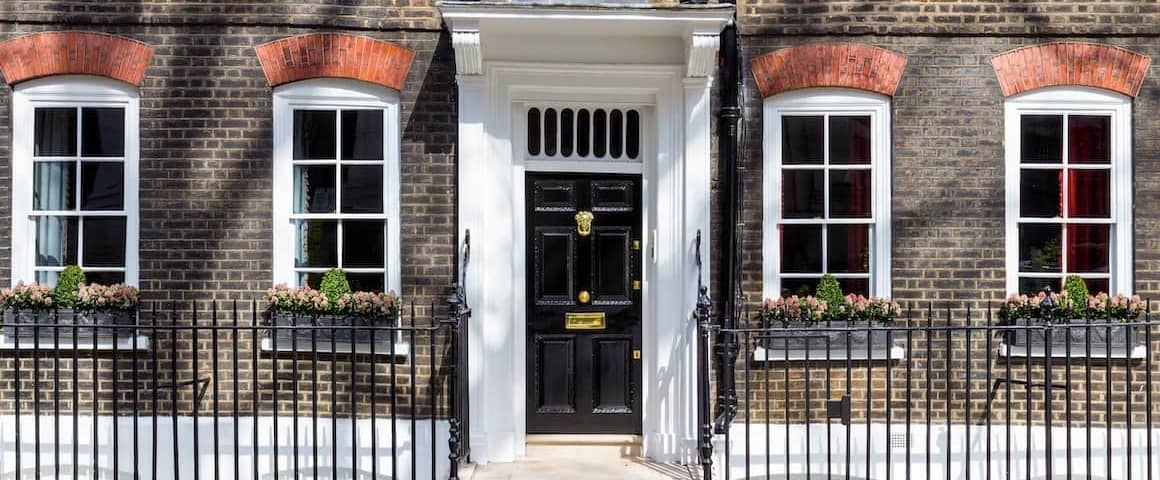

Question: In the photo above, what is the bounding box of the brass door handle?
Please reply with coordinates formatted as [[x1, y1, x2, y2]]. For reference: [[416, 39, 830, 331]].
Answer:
[[578, 290, 590, 304]]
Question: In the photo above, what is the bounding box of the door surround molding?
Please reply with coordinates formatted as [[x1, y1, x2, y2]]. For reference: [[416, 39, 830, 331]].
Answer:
[[456, 61, 713, 465], [443, 4, 727, 464]]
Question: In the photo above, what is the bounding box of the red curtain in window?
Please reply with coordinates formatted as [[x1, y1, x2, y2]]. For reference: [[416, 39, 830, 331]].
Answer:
[[846, 122, 871, 270], [847, 177, 870, 270], [1067, 170, 1109, 218], [1066, 223, 1109, 274], [1060, 170, 1109, 273]]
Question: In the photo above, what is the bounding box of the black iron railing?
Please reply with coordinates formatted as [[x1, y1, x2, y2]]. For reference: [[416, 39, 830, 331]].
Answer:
[[0, 301, 462, 480], [700, 303, 1160, 479]]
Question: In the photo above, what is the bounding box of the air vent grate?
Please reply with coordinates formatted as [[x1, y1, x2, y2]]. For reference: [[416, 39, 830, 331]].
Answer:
[[527, 107, 641, 161]]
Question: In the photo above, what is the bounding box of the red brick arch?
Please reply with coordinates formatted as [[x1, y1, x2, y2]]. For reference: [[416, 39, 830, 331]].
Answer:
[[255, 33, 414, 91], [0, 31, 153, 86], [750, 43, 908, 98], [991, 42, 1151, 98]]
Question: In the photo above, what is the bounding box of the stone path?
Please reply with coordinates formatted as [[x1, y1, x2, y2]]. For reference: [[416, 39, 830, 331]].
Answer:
[[464, 457, 698, 480]]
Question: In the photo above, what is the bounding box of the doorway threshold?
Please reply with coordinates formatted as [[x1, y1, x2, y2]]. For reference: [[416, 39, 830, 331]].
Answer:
[[466, 435, 695, 479]]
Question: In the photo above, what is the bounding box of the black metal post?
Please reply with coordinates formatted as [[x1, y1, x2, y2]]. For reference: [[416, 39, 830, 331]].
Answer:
[[696, 286, 714, 480], [713, 16, 742, 437]]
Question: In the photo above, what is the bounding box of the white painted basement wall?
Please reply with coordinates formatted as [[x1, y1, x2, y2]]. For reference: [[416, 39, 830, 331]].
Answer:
[[718, 423, 1160, 480], [0, 416, 451, 480]]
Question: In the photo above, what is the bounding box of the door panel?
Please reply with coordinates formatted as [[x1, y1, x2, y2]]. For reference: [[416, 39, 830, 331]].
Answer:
[[526, 173, 642, 434], [592, 227, 632, 304], [534, 335, 576, 414], [534, 227, 575, 305], [533, 180, 578, 212], [592, 336, 633, 414], [590, 180, 634, 212]]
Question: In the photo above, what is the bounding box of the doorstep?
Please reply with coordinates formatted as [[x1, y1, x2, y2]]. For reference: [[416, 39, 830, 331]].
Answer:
[[463, 435, 697, 480]]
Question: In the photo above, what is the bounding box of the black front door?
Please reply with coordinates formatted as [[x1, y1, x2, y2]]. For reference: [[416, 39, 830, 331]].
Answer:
[[526, 173, 643, 434]]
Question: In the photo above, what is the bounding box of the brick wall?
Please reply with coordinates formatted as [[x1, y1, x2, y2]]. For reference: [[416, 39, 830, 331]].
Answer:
[[0, 4, 456, 307], [736, 35, 1160, 313], [725, 3, 1160, 429], [0, 1, 458, 420], [737, 0, 1160, 36]]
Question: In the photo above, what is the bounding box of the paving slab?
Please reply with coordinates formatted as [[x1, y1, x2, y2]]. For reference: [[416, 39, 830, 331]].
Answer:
[[464, 456, 697, 480]]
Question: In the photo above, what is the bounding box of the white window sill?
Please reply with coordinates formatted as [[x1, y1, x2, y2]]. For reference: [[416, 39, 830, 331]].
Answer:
[[752, 345, 906, 362], [260, 337, 410, 357], [998, 343, 1145, 360], [0, 333, 150, 350]]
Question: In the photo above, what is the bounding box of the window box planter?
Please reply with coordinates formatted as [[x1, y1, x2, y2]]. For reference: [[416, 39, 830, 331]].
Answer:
[[2, 309, 137, 337], [270, 313, 398, 345], [763, 320, 894, 353], [1003, 318, 1140, 354]]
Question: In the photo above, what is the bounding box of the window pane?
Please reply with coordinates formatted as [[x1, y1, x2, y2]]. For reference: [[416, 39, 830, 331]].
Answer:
[[295, 220, 338, 268], [781, 170, 823, 218], [1019, 224, 1062, 273], [1021, 115, 1062, 164], [293, 110, 337, 160], [528, 108, 541, 156], [829, 170, 872, 218], [340, 165, 384, 214], [343, 220, 385, 268], [294, 165, 336, 213], [34, 108, 77, 157], [80, 162, 124, 210], [81, 108, 125, 157], [593, 109, 607, 157], [576, 109, 590, 157], [560, 108, 574, 157], [33, 162, 76, 210], [82, 217, 126, 267], [837, 277, 869, 297], [829, 116, 871, 165], [1067, 224, 1110, 273], [626, 110, 640, 160], [828, 225, 870, 273], [1067, 169, 1110, 218], [780, 224, 822, 273], [84, 271, 125, 286], [1084, 278, 1110, 296], [782, 116, 824, 165], [346, 273, 385, 293], [35, 270, 60, 286], [779, 277, 817, 298], [610, 110, 623, 159], [35, 216, 78, 266], [1069, 115, 1110, 164], [1019, 169, 1061, 218], [341, 110, 384, 160], [544, 108, 557, 156], [1019, 277, 1060, 295]]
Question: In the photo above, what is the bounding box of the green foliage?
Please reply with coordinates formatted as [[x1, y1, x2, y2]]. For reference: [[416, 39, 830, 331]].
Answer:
[[816, 274, 844, 311], [319, 268, 351, 303], [53, 265, 87, 308], [1030, 237, 1061, 272], [1063, 275, 1090, 314]]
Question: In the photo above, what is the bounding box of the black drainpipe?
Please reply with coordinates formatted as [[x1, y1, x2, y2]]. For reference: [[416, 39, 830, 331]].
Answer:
[[713, 13, 742, 430]]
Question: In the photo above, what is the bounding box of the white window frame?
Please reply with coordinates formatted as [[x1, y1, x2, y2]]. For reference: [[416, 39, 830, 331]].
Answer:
[[271, 78, 402, 294], [762, 89, 892, 300], [1004, 86, 1133, 296], [10, 75, 140, 287]]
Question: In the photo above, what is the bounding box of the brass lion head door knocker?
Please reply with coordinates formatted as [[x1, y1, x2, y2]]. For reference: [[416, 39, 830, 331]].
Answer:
[[574, 211, 594, 237]]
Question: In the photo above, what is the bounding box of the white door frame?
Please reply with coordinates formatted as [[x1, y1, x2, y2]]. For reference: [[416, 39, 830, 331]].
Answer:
[[456, 62, 713, 464], [441, 4, 729, 464]]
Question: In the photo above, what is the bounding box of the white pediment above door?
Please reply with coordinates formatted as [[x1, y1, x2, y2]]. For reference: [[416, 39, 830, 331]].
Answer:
[[438, 1, 732, 77]]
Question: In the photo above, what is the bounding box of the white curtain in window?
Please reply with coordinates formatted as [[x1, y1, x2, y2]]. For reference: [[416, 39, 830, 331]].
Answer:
[[34, 164, 69, 269]]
